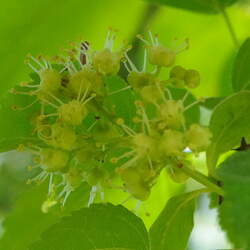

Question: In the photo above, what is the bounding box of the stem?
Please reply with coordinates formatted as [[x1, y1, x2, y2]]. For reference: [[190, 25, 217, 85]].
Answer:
[[176, 165, 225, 196], [218, 3, 239, 48]]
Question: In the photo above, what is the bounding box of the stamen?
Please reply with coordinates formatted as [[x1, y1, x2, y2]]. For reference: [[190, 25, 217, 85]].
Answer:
[[182, 91, 190, 104], [142, 49, 147, 72], [165, 88, 173, 100], [41, 98, 59, 109], [125, 54, 138, 72], [108, 86, 131, 96], [184, 98, 204, 112], [12, 99, 38, 111], [88, 185, 98, 207], [48, 93, 64, 105]]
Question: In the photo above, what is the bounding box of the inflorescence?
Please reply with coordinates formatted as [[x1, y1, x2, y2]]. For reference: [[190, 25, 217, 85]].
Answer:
[[11, 30, 212, 212]]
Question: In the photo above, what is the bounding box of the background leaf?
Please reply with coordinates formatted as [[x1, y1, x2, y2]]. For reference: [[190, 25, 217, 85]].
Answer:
[[0, 90, 39, 152], [232, 38, 250, 91], [149, 190, 202, 250], [28, 203, 150, 250], [145, 0, 237, 14], [0, 182, 90, 250], [206, 91, 250, 176], [217, 150, 250, 249]]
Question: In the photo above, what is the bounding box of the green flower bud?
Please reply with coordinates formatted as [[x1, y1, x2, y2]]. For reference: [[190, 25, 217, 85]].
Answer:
[[140, 85, 162, 104], [93, 48, 122, 75], [58, 100, 87, 126], [170, 65, 186, 79], [117, 167, 150, 201], [184, 69, 200, 88], [160, 130, 185, 156], [148, 45, 175, 67], [185, 124, 212, 152], [127, 71, 155, 89], [39, 69, 61, 93], [68, 68, 103, 97], [159, 100, 185, 129], [41, 148, 69, 172], [132, 133, 155, 157], [86, 167, 107, 186], [49, 123, 76, 150], [65, 167, 83, 189]]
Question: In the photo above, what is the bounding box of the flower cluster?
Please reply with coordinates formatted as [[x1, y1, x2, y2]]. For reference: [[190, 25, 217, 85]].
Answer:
[[11, 30, 212, 211]]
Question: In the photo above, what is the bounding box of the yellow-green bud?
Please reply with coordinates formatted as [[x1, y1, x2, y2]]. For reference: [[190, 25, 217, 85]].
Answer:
[[58, 100, 87, 126], [185, 124, 212, 152], [184, 69, 200, 88], [132, 133, 155, 157], [170, 65, 186, 79], [159, 100, 185, 129], [160, 130, 185, 156], [49, 123, 76, 150], [140, 85, 162, 104], [41, 148, 69, 172], [65, 167, 83, 189], [127, 71, 155, 89], [117, 167, 150, 201], [86, 167, 107, 186], [93, 48, 122, 75], [148, 45, 175, 67], [37, 69, 61, 98]]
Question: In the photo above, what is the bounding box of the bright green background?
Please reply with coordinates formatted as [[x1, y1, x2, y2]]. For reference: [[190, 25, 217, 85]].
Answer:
[[1, 0, 250, 248]]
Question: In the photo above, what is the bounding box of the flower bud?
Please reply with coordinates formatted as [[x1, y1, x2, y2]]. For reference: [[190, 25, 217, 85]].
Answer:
[[117, 167, 150, 201], [49, 123, 76, 150], [39, 69, 61, 94], [127, 71, 155, 89], [184, 69, 200, 88], [93, 48, 122, 75], [132, 133, 155, 157], [185, 124, 212, 152], [58, 100, 87, 126], [140, 85, 162, 104], [148, 45, 175, 67], [160, 130, 185, 156], [170, 65, 186, 79], [86, 167, 107, 186], [158, 100, 185, 129], [41, 148, 69, 172], [65, 167, 83, 189]]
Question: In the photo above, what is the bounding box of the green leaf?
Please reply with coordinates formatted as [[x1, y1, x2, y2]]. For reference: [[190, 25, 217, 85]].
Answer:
[[200, 97, 224, 110], [145, 0, 237, 14], [232, 38, 250, 91], [0, 183, 90, 250], [28, 203, 150, 250], [149, 189, 202, 250], [0, 90, 38, 152], [206, 91, 250, 176], [217, 151, 250, 249]]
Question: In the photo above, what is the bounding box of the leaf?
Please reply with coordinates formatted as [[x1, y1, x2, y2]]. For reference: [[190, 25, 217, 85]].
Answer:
[[206, 91, 250, 177], [145, 0, 237, 14], [0, 182, 90, 250], [0, 90, 39, 152], [200, 97, 224, 110], [149, 189, 202, 250], [232, 38, 250, 92], [28, 203, 150, 250], [217, 151, 250, 249], [104, 75, 136, 125]]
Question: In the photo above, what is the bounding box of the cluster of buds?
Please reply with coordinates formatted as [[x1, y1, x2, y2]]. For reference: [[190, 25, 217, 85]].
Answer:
[[11, 30, 212, 211]]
